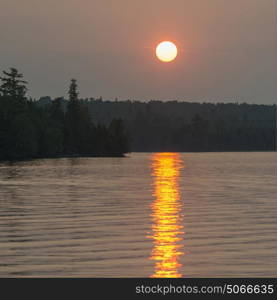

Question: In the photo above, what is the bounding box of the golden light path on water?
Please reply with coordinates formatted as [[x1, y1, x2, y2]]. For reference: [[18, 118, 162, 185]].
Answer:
[[149, 153, 185, 278]]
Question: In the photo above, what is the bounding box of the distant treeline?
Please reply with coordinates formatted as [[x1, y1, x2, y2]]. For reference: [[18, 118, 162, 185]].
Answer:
[[0, 68, 130, 161], [0, 68, 276, 162], [38, 96, 276, 152]]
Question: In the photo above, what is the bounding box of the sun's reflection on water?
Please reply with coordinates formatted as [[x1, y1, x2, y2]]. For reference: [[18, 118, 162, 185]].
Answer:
[[149, 152, 184, 278]]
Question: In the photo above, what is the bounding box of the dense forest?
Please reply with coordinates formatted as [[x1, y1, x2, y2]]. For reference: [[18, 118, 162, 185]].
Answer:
[[0, 67, 276, 162], [38, 96, 276, 152], [0, 68, 130, 161]]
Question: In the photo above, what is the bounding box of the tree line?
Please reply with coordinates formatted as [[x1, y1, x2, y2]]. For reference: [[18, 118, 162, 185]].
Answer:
[[0, 67, 275, 161], [0, 68, 130, 161], [38, 96, 276, 152]]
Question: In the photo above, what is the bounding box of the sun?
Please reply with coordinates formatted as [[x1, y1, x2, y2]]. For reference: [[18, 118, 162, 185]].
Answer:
[[156, 41, 178, 63]]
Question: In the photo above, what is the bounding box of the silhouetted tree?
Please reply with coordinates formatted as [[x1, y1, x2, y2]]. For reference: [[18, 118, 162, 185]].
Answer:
[[68, 79, 78, 101], [0, 68, 27, 99], [0, 70, 39, 160], [64, 79, 92, 155]]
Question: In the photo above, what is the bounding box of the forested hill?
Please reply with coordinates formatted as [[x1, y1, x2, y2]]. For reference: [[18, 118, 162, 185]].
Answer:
[[38, 97, 276, 152]]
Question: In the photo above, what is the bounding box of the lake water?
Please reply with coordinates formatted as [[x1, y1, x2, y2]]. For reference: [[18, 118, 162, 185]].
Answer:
[[0, 152, 276, 277]]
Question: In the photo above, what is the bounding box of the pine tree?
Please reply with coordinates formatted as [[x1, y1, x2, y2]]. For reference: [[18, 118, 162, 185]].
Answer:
[[0, 68, 27, 99], [64, 79, 92, 155], [68, 79, 78, 102]]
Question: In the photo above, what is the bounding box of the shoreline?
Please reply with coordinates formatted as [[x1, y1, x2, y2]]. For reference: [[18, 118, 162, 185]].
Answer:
[[1, 150, 276, 164]]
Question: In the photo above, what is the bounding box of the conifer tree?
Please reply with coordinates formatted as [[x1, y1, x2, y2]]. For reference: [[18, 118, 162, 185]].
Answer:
[[68, 79, 78, 102], [64, 79, 92, 154], [0, 68, 27, 99]]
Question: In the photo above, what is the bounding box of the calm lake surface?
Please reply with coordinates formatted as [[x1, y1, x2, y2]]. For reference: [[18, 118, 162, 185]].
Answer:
[[0, 152, 276, 277]]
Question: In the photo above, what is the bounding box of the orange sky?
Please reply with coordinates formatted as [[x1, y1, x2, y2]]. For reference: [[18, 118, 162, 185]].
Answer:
[[0, 0, 276, 103]]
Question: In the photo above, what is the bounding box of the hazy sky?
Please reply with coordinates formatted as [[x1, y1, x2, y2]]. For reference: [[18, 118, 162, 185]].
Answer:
[[0, 0, 276, 103]]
